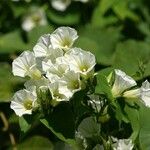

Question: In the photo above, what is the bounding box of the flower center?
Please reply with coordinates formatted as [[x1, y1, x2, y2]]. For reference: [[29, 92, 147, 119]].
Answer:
[[74, 82, 79, 89], [32, 15, 41, 24], [62, 38, 71, 48], [23, 99, 33, 110], [80, 66, 88, 72]]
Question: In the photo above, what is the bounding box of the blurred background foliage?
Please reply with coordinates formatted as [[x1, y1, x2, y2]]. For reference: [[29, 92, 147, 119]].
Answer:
[[1, 0, 150, 149]]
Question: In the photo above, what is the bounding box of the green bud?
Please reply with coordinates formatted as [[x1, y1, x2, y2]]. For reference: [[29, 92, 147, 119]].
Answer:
[[37, 86, 52, 115], [98, 106, 110, 123]]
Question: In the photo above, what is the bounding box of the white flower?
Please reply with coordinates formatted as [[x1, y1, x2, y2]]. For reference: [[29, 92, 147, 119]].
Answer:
[[140, 80, 150, 107], [65, 48, 96, 77], [112, 138, 134, 150], [51, 0, 71, 11], [42, 59, 69, 83], [12, 51, 41, 79], [50, 27, 78, 51], [111, 69, 137, 98], [49, 82, 70, 102], [22, 7, 47, 32], [33, 34, 63, 61], [60, 70, 82, 93], [123, 88, 141, 99], [10, 89, 37, 117]]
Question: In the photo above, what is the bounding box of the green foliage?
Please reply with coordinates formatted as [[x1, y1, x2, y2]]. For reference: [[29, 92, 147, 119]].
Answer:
[[40, 102, 76, 146], [96, 73, 113, 101], [17, 136, 53, 150], [75, 27, 121, 65], [78, 116, 101, 138], [113, 40, 150, 80], [139, 104, 150, 150]]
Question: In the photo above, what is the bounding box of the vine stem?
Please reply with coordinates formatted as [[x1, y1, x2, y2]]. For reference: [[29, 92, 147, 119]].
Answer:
[[0, 112, 17, 150]]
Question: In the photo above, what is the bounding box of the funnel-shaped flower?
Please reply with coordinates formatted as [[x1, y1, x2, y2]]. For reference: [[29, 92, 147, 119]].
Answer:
[[12, 51, 41, 79], [65, 48, 96, 77], [111, 69, 136, 98], [51, 27, 78, 51], [10, 89, 37, 117]]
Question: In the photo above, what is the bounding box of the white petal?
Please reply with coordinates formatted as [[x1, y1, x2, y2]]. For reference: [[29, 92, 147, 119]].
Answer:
[[123, 88, 141, 99], [34, 34, 63, 62], [42, 59, 53, 72], [140, 80, 150, 107], [51, 0, 71, 11], [22, 17, 35, 32], [141, 80, 150, 89], [12, 51, 36, 77], [73, 0, 89, 3], [33, 34, 51, 57], [112, 138, 134, 150], [111, 69, 137, 97], [49, 82, 70, 101], [24, 77, 50, 93]]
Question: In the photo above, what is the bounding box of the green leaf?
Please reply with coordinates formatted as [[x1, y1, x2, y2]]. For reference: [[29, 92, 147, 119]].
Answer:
[[19, 113, 41, 138], [17, 136, 53, 150], [47, 8, 80, 25], [78, 116, 100, 138], [40, 102, 76, 147], [124, 104, 140, 141], [70, 90, 88, 122], [113, 40, 150, 80], [19, 116, 31, 133], [98, 0, 117, 15], [95, 73, 113, 101], [113, 100, 129, 123], [0, 63, 24, 102], [91, 0, 118, 27], [139, 104, 150, 150], [0, 31, 29, 53], [113, 1, 139, 21], [75, 27, 121, 65]]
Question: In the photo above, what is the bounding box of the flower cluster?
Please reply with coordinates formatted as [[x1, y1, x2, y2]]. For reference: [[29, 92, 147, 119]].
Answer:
[[110, 69, 150, 106], [11, 26, 96, 117]]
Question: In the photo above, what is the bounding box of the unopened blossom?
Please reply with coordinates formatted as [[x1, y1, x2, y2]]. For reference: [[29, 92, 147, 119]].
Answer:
[[51, 0, 71, 11], [123, 88, 141, 99], [140, 80, 150, 107], [65, 48, 96, 77], [12, 51, 41, 79], [33, 34, 63, 61], [22, 7, 47, 32], [112, 138, 134, 150], [111, 69, 137, 98], [50, 27, 78, 51], [10, 89, 37, 117]]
